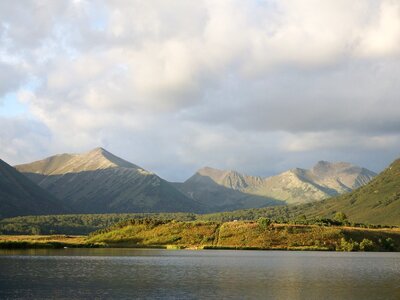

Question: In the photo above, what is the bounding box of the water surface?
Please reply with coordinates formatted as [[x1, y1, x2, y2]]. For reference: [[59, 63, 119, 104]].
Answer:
[[0, 249, 399, 299]]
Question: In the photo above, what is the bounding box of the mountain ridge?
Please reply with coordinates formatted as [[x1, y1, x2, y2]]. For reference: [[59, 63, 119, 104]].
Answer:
[[10, 147, 378, 217], [177, 161, 376, 205]]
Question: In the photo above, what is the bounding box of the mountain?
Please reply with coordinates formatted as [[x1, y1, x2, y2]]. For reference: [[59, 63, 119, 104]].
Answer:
[[176, 162, 376, 207], [16, 148, 203, 214], [249, 161, 376, 204], [173, 167, 284, 212], [286, 158, 400, 225], [0, 159, 67, 218]]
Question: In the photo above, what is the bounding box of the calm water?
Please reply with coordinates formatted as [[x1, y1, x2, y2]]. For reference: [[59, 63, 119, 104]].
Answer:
[[0, 249, 399, 299]]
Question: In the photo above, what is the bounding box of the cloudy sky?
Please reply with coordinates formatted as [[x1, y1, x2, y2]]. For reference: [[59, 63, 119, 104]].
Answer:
[[1, 0, 400, 181]]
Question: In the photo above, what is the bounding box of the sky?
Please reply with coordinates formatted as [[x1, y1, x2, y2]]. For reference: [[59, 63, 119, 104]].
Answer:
[[1, 0, 400, 181]]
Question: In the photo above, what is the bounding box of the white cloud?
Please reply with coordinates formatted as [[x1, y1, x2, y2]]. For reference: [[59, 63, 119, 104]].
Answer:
[[358, 0, 400, 57]]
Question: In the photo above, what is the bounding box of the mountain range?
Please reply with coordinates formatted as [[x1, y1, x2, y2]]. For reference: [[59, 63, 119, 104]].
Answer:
[[174, 161, 376, 209], [0, 147, 381, 219]]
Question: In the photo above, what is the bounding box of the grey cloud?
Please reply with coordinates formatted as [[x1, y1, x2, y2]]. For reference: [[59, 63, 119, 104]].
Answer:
[[185, 59, 400, 135], [0, 62, 25, 98], [0, 1, 69, 50], [0, 117, 52, 165]]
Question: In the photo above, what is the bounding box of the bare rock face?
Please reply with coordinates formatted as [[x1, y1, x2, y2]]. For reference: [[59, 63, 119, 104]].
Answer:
[[177, 162, 376, 206], [307, 161, 377, 194], [15, 148, 202, 214]]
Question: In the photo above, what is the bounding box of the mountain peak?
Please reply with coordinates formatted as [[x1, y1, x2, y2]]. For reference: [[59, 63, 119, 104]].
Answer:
[[315, 160, 330, 166], [196, 166, 226, 179], [191, 166, 263, 190], [311, 160, 357, 176], [16, 148, 141, 175], [82, 147, 139, 170], [88, 147, 107, 153]]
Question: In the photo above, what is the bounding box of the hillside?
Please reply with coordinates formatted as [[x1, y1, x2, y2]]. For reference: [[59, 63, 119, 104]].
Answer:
[[87, 219, 400, 251], [0, 159, 67, 218], [15, 148, 203, 214], [176, 162, 375, 206], [285, 158, 400, 225]]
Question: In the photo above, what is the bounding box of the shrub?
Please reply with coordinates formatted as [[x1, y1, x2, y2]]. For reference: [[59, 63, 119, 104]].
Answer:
[[338, 238, 359, 251], [380, 237, 395, 251], [359, 238, 374, 251], [257, 217, 271, 230], [333, 212, 348, 223]]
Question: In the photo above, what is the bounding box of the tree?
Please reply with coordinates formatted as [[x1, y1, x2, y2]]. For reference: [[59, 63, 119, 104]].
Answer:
[[338, 238, 359, 251], [359, 238, 374, 251], [333, 212, 348, 223]]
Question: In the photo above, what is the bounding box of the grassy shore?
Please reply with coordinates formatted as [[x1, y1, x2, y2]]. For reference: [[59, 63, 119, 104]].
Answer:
[[0, 235, 94, 249], [1, 221, 399, 251], [86, 220, 400, 251]]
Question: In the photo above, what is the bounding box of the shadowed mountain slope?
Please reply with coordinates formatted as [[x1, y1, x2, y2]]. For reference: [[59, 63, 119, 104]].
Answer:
[[173, 173, 284, 213], [0, 159, 67, 218]]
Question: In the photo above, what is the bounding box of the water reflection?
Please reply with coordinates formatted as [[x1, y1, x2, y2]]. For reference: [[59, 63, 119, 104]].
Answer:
[[0, 249, 399, 299]]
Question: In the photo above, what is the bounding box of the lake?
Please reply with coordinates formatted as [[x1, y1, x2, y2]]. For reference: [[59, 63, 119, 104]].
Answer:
[[0, 249, 399, 299]]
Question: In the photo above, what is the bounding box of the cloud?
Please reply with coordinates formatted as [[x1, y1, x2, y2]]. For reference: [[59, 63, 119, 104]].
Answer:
[[0, 62, 24, 98], [0, 0, 400, 180], [0, 116, 51, 165]]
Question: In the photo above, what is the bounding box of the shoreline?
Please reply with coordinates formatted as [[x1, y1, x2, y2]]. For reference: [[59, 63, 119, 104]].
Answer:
[[2, 221, 400, 252], [0, 239, 397, 252]]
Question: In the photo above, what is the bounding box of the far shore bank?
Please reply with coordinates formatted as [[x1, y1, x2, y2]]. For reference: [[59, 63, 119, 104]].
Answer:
[[1, 220, 400, 252]]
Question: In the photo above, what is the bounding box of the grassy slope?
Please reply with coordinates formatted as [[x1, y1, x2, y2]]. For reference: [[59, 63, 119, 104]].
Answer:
[[283, 158, 400, 226], [87, 220, 400, 251], [88, 221, 219, 248]]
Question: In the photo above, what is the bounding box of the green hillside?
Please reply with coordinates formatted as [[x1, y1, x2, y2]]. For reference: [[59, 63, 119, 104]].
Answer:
[[207, 158, 400, 226], [285, 158, 400, 226], [197, 159, 400, 226], [86, 219, 400, 251]]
